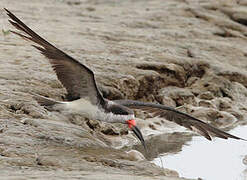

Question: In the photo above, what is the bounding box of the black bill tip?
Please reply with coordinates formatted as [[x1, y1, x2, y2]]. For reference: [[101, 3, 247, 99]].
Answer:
[[132, 126, 147, 152]]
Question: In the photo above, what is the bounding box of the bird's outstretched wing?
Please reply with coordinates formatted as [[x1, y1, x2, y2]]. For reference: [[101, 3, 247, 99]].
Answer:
[[114, 99, 244, 141], [5, 8, 104, 105]]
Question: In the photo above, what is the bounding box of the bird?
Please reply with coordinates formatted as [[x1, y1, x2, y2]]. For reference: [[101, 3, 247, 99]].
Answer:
[[5, 8, 245, 151]]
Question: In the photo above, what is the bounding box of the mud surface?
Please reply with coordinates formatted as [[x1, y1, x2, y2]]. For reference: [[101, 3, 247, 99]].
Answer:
[[1, 0, 247, 179]]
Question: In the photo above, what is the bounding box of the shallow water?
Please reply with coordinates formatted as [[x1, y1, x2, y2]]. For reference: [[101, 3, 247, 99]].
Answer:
[[152, 126, 247, 180]]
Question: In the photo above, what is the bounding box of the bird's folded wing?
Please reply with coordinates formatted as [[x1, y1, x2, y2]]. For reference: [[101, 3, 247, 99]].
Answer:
[[5, 8, 104, 105], [114, 99, 244, 141]]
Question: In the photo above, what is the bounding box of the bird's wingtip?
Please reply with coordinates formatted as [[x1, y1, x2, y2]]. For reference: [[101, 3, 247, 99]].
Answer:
[[4, 8, 10, 13], [240, 137, 247, 141]]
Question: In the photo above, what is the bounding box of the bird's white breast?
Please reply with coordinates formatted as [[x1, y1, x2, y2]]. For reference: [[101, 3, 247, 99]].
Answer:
[[62, 99, 134, 124], [64, 99, 99, 119]]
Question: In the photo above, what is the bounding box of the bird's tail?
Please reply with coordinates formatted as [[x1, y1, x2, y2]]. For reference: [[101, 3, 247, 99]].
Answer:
[[32, 93, 61, 107]]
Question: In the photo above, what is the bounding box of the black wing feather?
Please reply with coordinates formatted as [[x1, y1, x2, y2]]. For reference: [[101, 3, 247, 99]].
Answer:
[[5, 8, 104, 105], [114, 99, 244, 141]]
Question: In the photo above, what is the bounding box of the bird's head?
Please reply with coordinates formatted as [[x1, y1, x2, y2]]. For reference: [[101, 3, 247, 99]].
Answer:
[[106, 102, 147, 151], [126, 119, 146, 151]]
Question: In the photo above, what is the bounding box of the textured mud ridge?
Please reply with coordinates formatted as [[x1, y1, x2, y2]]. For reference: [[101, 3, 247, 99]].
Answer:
[[1, 0, 247, 179]]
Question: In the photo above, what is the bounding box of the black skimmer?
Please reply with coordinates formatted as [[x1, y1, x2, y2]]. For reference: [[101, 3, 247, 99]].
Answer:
[[5, 8, 245, 151]]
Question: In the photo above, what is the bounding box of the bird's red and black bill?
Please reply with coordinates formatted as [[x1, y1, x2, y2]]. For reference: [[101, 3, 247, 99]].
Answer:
[[127, 119, 147, 151], [131, 125, 147, 151]]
